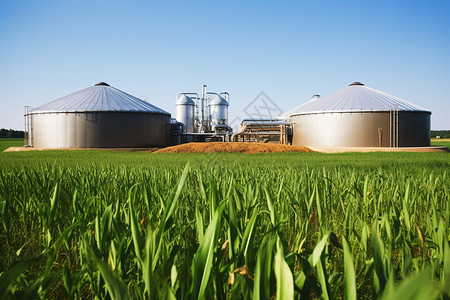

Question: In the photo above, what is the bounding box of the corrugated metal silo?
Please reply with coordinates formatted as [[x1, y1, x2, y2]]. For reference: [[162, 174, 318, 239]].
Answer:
[[26, 82, 171, 148], [284, 82, 431, 147]]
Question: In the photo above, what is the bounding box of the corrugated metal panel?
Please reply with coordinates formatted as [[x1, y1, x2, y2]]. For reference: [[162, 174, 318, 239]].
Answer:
[[291, 111, 430, 147], [30, 84, 170, 115], [278, 96, 320, 119], [285, 83, 430, 117], [30, 112, 171, 148]]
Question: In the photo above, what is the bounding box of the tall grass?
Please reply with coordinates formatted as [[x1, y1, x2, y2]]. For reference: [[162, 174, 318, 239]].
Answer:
[[0, 151, 449, 299]]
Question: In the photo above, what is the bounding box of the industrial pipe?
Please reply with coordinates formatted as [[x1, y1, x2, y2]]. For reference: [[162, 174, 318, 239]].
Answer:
[[241, 121, 290, 127], [201, 85, 207, 126], [239, 118, 281, 127], [177, 93, 199, 99], [231, 123, 249, 142], [212, 124, 233, 133], [219, 92, 229, 104]]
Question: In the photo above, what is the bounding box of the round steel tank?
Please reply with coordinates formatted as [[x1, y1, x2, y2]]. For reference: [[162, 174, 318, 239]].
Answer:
[[27, 82, 171, 148], [175, 94, 195, 133], [285, 82, 431, 147], [209, 95, 228, 125]]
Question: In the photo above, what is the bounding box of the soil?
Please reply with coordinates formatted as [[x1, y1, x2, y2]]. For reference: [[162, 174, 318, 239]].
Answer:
[[153, 142, 314, 154]]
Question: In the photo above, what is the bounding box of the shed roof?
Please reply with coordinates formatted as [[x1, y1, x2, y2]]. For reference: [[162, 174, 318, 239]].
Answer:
[[283, 82, 430, 117], [30, 82, 170, 115]]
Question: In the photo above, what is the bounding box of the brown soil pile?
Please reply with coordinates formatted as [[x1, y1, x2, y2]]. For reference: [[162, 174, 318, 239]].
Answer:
[[153, 142, 314, 154]]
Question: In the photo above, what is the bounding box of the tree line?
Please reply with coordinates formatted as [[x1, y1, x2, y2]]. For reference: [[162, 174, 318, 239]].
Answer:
[[431, 130, 450, 138], [0, 128, 25, 138]]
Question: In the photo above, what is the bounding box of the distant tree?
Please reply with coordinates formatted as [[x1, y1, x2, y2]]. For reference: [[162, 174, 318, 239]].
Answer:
[[0, 128, 24, 138], [431, 130, 450, 138], [0, 129, 8, 137]]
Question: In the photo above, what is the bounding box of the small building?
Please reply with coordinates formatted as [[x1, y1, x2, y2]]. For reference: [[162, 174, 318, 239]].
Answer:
[[283, 82, 431, 147], [25, 82, 171, 148]]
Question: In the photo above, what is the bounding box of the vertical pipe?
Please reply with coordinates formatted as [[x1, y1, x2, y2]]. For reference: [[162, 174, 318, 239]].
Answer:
[[389, 110, 392, 147], [24, 107, 27, 146], [201, 85, 207, 128], [208, 103, 211, 131], [24, 106, 31, 147], [394, 110, 396, 147], [219, 92, 230, 105], [396, 110, 398, 147], [195, 99, 200, 132]]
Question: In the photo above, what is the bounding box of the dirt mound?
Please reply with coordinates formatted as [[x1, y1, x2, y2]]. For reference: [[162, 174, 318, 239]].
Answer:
[[153, 142, 314, 154]]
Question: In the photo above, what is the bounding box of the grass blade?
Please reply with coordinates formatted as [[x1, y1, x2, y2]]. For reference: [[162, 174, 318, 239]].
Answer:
[[0, 257, 39, 299], [274, 237, 294, 300], [190, 201, 226, 299], [342, 235, 357, 300]]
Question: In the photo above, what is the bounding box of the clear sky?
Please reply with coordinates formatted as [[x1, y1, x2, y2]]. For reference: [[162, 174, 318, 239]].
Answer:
[[1, 0, 449, 130]]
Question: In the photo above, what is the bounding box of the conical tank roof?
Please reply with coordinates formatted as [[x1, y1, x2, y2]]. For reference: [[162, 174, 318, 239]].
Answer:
[[176, 94, 195, 105], [30, 82, 170, 115], [279, 95, 320, 119], [286, 82, 429, 117], [209, 95, 228, 105]]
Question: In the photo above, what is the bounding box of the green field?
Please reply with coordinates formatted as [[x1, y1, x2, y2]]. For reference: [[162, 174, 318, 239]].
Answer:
[[0, 138, 23, 152], [431, 138, 450, 149], [0, 141, 449, 299]]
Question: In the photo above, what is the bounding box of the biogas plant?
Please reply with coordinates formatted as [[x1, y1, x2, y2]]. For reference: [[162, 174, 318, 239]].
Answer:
[[24, 81, 431, 149]]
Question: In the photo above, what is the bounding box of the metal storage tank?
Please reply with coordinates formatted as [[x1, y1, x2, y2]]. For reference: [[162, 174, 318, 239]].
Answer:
[[279, 95, 320, 120], [285, 82, 431, 147], [26, 82, 171, 148], [209, 95, 229, 126], [175, 94, 196, 133]]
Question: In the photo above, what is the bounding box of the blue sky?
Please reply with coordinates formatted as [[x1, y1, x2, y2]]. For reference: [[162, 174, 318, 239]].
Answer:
[[1, 0, 449, 130]]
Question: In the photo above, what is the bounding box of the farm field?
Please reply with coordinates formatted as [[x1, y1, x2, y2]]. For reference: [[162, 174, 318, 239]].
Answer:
[[0, 142, 449, 299], [0, 138, 23, 152], [431, 138, 450, 148]]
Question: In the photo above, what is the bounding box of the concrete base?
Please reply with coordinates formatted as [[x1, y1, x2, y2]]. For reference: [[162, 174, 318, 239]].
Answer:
[[3, 147, 159, 152], [307, 146, 449, 153]]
